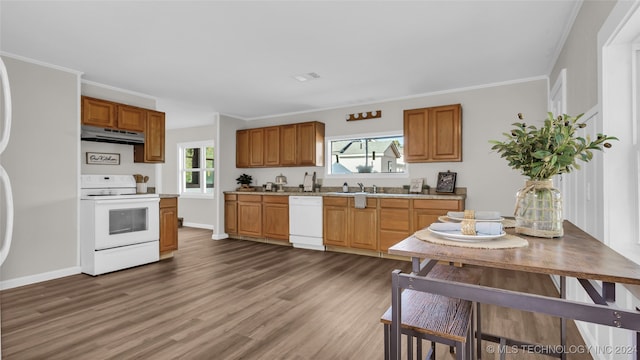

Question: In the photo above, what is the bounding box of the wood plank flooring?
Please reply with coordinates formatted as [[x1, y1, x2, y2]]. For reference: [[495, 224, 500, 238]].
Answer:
[[1, 227, 591, 359]]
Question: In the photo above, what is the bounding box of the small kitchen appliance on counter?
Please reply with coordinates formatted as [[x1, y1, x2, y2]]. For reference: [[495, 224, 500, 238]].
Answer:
[[80, 174, 160, 276], [275, 174, 287, 192]]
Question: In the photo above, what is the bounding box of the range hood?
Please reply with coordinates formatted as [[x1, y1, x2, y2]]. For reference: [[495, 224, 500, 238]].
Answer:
[[81, 125, 144, 145]]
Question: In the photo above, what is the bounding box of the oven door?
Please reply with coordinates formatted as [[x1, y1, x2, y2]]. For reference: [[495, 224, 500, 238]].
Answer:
[[92, 198, 159, 250]]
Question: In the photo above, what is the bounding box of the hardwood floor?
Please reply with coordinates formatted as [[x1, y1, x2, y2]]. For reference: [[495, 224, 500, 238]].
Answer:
[[1, 228, 591, 359]]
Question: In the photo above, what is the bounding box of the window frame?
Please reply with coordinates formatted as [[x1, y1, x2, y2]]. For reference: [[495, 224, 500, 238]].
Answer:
[[177, 140, 215, 199], [324, 131, 409, 180]]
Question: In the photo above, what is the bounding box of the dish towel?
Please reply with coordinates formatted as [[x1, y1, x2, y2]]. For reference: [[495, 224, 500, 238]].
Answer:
[[430, 221, 503, 235], [447, 210, 501, 220], [354, 193, 367, 209]]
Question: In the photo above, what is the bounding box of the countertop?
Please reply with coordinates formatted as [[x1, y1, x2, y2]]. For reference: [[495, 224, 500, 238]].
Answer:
[[223, 190, 465, 200], [159, 194, 179, 198]]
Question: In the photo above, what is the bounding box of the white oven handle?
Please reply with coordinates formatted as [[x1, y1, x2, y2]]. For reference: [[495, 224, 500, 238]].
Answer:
[[0, 165, 13, 266], [0, 57, 12, 155], [93, 198, 159, 206]]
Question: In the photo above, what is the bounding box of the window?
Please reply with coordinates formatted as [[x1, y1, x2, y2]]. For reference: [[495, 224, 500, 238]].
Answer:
[[178, 141, 214, 197], [326, 134, 405, 177]]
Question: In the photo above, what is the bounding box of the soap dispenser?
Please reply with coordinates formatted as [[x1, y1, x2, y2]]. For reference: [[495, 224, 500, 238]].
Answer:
[[342, 182, 349, 193]]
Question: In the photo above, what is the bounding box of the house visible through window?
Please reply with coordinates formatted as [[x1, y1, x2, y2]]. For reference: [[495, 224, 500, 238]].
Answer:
[[178, 141, 214, 197], [328, 135, 405, 175]]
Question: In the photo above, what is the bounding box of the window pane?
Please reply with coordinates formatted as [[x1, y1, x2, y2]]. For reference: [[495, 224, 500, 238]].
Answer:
[[330, 136, 404, 174], [184, 170, 200, 191], [206, 171, 214, 193], [206, 147, 214, 168], [185, 148, 200, 169]]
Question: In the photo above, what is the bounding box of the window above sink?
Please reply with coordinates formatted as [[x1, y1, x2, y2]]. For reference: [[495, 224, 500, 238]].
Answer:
[[325, 132, 407, 179]]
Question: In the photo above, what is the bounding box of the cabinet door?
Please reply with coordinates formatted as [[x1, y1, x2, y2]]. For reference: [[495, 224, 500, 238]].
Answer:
[[238, 196, 263, 237], [348, 198, 378, 250], [159, 198, 178, 252], [404, 108, 429, 162], [280, 124, 297, 166], [264, 126, 280, 166], [82, 96, 116, 128], [263, 201, 289, 240], [117, 105, 146, 132], [134, 110, 165, 163], [225, 200, 238, 235], [324, 206, 348, 247], [297, 122, 324, 166], [430, 104, 462, 161], [236, 130, 250, 168], [412, 199, 462, 232], [404, 104, 462, 163], [249, 128, 264, 167]]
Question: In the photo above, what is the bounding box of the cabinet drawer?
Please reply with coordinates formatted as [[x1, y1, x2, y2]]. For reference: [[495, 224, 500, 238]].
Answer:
[[413, 199, 460, 210], [379, 208, 410, 231], [238, 194, 262, 202], [160, 197, 177, 208], [324, 197, 348, 207], [263, 195, 289, 204], [224, 194, 237, 201], [379, 198, 410, 209]]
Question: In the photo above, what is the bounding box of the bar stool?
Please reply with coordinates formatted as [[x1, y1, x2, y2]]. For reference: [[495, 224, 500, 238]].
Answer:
[[380, 264, 482, 360]]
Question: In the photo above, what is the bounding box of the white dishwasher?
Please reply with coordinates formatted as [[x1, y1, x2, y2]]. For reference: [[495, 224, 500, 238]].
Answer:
[[289, 196, 324, 251]]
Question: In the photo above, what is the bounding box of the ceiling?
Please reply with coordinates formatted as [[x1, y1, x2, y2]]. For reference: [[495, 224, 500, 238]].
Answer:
[[0, 1, 580, 128]]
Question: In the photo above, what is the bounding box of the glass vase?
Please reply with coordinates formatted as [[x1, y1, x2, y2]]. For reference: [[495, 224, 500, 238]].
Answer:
[[514, 179, 563, 238]]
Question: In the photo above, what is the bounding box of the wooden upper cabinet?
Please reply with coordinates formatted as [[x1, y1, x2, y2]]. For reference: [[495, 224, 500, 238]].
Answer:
[[82, 96, 116, 128], [280, 124, 297, 166], [134, 110, 165, 163], [249, 128, 265, 167], [264, 127, 280, 166], [404, 104, 462, 163], [235, 121, 324, 168], [236, 130, 250, 168], [297, 121, 325, 166], [117, 105, 146, 132]]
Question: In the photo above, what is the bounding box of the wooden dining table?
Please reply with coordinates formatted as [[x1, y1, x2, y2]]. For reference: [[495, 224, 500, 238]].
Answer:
[[387, 220, 640, 360]]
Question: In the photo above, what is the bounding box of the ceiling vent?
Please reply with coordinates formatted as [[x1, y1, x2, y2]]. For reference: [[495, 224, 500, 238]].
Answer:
[[293, 72, 321, 82]]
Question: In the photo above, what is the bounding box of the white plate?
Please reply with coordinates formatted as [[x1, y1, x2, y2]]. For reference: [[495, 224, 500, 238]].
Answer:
[[447, 215, 504, 222], [428, 226, 506, 242]]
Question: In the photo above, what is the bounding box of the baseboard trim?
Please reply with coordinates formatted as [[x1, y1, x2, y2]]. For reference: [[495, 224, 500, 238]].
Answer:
[[182, 222, 213, 230], [0, 266, 81, 290], [211, 233, 229, 240]]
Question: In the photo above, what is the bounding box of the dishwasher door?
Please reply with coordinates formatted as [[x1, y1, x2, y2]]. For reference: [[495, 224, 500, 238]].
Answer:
[[289, 196, 324, 251]]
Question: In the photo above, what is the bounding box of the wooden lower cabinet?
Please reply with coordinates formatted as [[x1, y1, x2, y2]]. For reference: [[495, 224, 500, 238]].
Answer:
[[262, 196, 289, 240], [379, 199, 411, 251], [323, 197, 349, 247], [412, 199, 463, 232], [224, 194, 238, 235], [348, 198, 378, 251], [159, 197, 178, 254], [237, 195, 263, 237]]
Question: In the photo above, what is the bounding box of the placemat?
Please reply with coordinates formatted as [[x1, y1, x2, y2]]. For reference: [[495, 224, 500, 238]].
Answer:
[[414, 229, 529, 249], [438, 216, 516, 229]]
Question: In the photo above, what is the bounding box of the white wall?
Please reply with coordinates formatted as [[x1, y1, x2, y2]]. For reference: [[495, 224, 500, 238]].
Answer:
[[550, 1, 640, 359], [0, 55, 80, 286], [235, 78, 548, 216], [163, 124, 216, 229]]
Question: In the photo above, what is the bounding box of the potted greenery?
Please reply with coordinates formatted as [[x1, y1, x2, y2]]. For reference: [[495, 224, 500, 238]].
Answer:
[[235, 173, 254, 191], [490, 112, 617, 237]]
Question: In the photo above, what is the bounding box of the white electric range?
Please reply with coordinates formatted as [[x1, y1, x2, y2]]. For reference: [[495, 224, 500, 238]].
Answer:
[[80, 175, 160, 275]]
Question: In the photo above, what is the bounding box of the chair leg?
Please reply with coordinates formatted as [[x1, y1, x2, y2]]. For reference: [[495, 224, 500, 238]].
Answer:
[[407, 334, 413, 360], [416, 337, 422, 360], [476, 302, 482, 360], [383, 323, 390, 360]]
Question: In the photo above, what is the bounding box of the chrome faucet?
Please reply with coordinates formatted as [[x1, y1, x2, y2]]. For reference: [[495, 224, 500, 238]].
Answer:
[[357, 182, 364, 192]]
